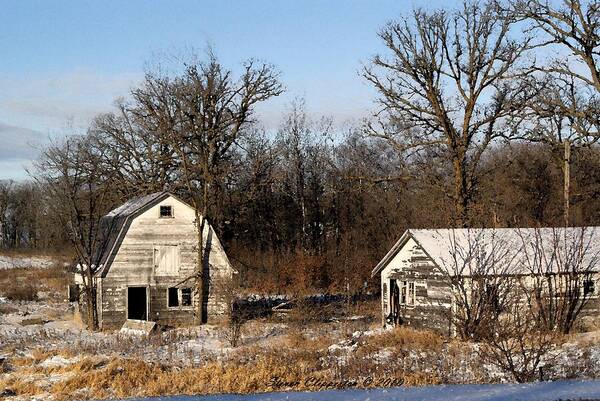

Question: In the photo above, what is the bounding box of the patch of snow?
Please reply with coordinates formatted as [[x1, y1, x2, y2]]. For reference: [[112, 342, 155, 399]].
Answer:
[[243, 294, 287, 302], [39, 355, 80, 369], [372, 348, 393, 362], [0, 255, 56, 270], [328, 339, 357, 353], [351, 328, 385, 339]]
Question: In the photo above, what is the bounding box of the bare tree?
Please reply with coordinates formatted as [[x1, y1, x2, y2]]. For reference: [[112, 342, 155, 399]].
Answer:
[[276, 99, 333, 251], [477, 286, 559, 383], [438, 229, 521, 339], [440, 227, 598, 381], [512, 0, 600, 225], [90, 100, 180, 197], [33, 134, 117, 330], [0, 181, 14, 248], [514, 76, 599, 225], [476, 229, 598, 382], [439, 228, 561, 381], [517, 0, 600, 92], [363, 1, 536, 225], [129, 50, 283, 323], [516, 227, 599, 333]]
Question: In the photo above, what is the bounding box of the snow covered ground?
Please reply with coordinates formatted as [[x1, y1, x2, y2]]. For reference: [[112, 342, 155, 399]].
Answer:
[[1, 259, 600, 401], [127, 380, 600, 401], [0, 254, 57, 269]]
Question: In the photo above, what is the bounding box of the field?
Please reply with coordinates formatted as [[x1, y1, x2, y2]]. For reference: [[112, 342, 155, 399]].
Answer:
[[1, 254, 600, 401]]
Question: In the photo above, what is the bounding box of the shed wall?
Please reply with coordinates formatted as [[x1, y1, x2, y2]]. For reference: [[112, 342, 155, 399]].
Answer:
[[381, 237, 453, 335]]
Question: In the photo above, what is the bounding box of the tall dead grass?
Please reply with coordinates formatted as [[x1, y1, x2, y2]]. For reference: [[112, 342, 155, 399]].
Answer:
[[49, 355, 314, 400], [3, 327, 448, 400], [3, 324, 599, 400], [0, 263, 70, 302]]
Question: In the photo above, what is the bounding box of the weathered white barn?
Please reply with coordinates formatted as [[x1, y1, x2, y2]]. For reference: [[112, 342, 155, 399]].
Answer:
[[372, 228, 600, 335], [82, 192, 234, 330]]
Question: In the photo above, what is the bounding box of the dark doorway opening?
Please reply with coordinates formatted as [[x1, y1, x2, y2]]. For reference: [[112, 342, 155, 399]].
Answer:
[[387, 279, 402, 326], [127, 287, 148, 320]]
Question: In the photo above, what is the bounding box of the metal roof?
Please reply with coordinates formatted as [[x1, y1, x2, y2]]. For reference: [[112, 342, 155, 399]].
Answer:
[[372, 227, 600, 277]]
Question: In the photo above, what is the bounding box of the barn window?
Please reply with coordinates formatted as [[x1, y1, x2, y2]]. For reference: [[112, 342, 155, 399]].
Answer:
[[154, 245, 179, 275], [168, 287, 179, 307], [160, 205, 173, 218], [584, 279, 595, 295], [181, 288, 192, 306]]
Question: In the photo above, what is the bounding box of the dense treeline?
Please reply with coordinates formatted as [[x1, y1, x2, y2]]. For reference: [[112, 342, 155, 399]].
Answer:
[[1, 0, 599, 297], [3, 135, 600, 294]]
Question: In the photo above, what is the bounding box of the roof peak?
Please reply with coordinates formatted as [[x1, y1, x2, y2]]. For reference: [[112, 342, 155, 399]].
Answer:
[[106, 191, 172, 218]]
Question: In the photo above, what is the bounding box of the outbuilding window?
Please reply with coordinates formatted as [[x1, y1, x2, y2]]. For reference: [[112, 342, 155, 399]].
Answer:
[[407, 282, 415, 305], [160, 205, 173, 218], [399, 281, 416, 305]]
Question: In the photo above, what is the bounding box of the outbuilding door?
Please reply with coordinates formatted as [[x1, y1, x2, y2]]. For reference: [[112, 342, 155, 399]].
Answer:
[[389, 279, 401, 325], [127, 286, 148, 320]]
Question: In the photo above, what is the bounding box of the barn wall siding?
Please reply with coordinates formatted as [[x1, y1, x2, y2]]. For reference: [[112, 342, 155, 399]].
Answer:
[[98, 195, 233, 330]]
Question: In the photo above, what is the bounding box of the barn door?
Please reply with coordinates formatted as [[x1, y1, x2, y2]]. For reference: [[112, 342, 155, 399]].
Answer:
[[127, 286, 148, 320]]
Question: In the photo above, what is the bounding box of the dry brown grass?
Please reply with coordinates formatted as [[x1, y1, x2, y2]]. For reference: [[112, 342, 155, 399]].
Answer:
[[46, 327, 445, 400], [48, 355, 315, 400], [2, 281, 38, 301], [0, 263, 70, 302], [0, 303, 18, 314], [363, 327, 444, 352], [283, 326, 337, 350], [0, 375, 43, 397], [321, 327, 446, 387], [2, 323, 592, 400]]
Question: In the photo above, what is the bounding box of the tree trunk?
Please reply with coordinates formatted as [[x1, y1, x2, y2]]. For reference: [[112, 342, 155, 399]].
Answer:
[[453, 158, 470, 227], [195, 212, 206, 324], [563, 140, 571, 227], [194, 179, 210, 325], [83, 268, 98, 330]]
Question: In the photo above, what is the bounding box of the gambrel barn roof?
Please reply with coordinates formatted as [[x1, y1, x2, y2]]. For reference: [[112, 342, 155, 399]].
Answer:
[[95, 191, 189, 277], [372, 227, 600, 277]]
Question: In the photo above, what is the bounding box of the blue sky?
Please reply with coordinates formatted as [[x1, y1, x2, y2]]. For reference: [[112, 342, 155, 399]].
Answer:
[[0, 0, 448, 180]]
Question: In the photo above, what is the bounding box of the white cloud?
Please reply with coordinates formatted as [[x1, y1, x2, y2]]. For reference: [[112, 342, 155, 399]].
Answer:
[[0, 69, 141, 133], [0, 69, 140, 181], [0, 122, 45, 160], [0, 159, 35, 181]]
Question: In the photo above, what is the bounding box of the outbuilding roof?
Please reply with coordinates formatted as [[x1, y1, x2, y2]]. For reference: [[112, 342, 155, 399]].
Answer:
[[372, 227, 600, 277]]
